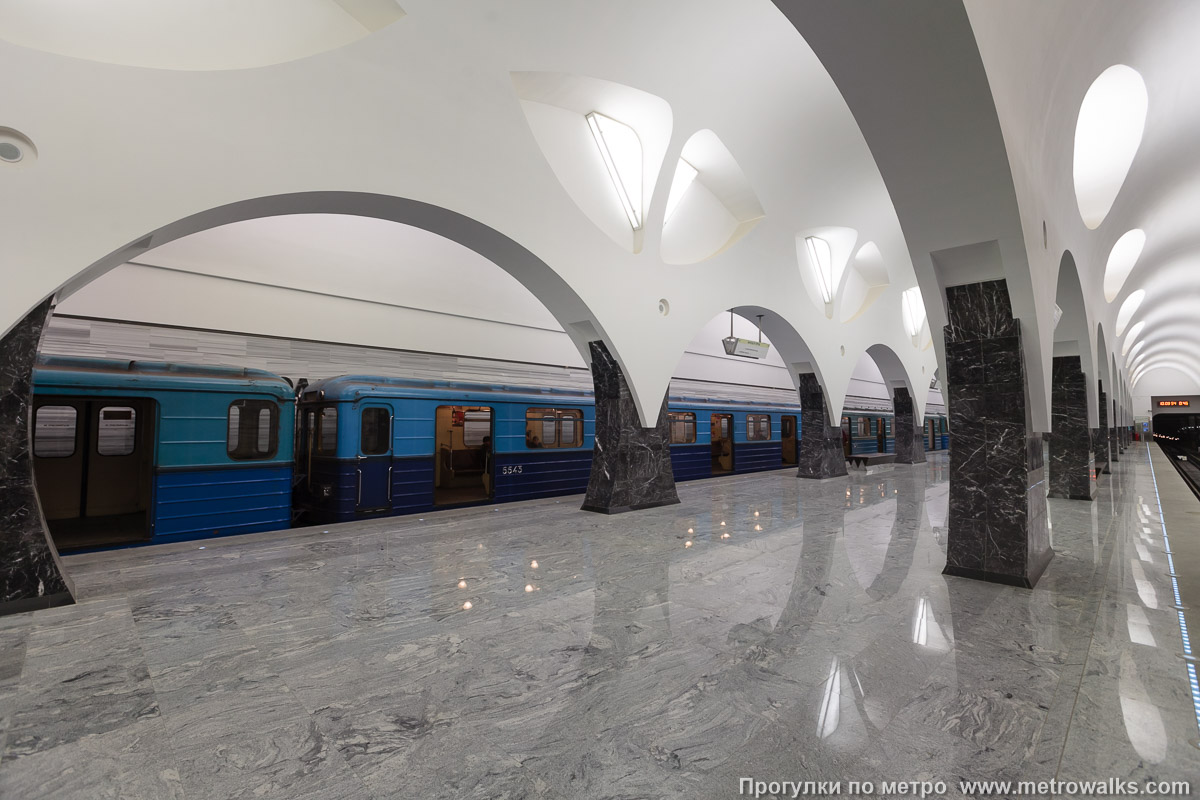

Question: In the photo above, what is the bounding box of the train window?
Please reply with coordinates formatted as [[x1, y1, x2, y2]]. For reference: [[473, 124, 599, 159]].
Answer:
[[463, 409, 492, 446], [360, 407, 390, 455], [97, 406, 137, 456], [228, 399, 279, 460], [525, 408, 583, 448], [257, 408, 272, 453], [559, 410, 582, 447], [34, 405, 77, 458], [668, 411, 696, 444], [857, 417, 871, 437], [317, 406, 338, 454], [747, 414, 771, 441], [526, 408, 555, 447]]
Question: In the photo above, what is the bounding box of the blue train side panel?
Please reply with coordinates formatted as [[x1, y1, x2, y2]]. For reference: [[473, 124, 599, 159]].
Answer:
[[153, 466, 292, 542], [392, 455, 437, 511], [493, 450, 591, 502], [733, 441, 783, 474], [670, 444, 711, 481]]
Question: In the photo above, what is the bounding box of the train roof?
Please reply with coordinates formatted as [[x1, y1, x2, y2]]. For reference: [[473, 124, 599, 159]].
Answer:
[[303, 374, 802, 412], [33, 355, 294, 398], [302, 374, 594, 405]]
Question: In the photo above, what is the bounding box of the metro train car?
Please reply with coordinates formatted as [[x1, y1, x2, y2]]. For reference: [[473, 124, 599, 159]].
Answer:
[[841, 411, 950, 456], [30, 356, 950, 545], [294, 376, 596, 522], [31, 356, 295, 551], [293, 375, 807, 523]]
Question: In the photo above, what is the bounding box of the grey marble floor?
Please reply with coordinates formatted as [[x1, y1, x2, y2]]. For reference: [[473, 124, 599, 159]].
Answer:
[[2, 450, 1198, 799]]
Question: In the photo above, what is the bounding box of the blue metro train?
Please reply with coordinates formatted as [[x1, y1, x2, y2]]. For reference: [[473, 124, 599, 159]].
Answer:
[[30, 357, 948, 550]]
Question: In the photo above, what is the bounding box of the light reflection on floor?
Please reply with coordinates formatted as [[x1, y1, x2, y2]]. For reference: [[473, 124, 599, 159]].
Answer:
[[0, 450, 1197, 799]]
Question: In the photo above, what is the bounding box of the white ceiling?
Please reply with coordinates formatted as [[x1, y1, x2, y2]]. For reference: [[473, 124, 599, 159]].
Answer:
[[966, 0, 1200, 409], [5, 0, 1196, 424], [0, 0, 404, 70], [125, 214, 562, 331]]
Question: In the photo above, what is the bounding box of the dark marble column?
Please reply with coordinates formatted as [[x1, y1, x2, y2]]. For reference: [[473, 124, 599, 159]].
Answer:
[[1048, 356, 1096, 501], [1, 298, 75, 616], [581, 341, 679, 514], [1095, 383, 1111, 474], [892, 386, 926, 464], [941, 280, 1052, 588], [1109, 398, 1120, 461], [796, 373, 847, 479]]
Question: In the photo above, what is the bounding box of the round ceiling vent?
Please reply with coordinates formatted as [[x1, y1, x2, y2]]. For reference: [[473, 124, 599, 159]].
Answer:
[[0, 127, 37, 166]]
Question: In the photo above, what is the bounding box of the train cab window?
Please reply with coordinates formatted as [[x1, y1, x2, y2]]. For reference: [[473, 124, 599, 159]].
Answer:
[[525, 408, 584, 448], [668, 411, 696, 444], [228, 399, 279, 460], [34, 406, 78, 458], [857, 417, 871, 437], [97, 407, 137, 456], [360, 407, 391, 455], [316, 406, 338, 454], [747, 414, 771, 441]]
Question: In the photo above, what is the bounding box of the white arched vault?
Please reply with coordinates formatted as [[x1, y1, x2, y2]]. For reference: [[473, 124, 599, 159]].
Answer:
[[1, 0, 937, 430], [1054, 250, 1099, 428], [776, 1, 1050, 431]]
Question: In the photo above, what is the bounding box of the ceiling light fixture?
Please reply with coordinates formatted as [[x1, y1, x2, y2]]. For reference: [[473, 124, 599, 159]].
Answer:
[[664, 158, 698, 223], [1122, 321, 1145, 356], [586, 111, 643, 230], [806, 236, 835, 304], [902, 287, 926, 340]]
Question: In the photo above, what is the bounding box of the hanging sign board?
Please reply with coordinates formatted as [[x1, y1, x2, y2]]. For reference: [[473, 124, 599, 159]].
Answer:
[[722, 337, 770, 359]]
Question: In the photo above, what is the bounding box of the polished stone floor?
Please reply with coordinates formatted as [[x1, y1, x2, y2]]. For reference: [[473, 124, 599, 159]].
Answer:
[[1, 449, 1198, 799]]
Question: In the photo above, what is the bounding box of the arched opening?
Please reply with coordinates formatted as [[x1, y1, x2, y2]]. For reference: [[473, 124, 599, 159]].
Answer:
[[1048, 252, 1097, 500], [840, 343, 927, 466], [1096, 322, 1113, 476], [5, 191, 623, 607], [669, 307, 823, 479]]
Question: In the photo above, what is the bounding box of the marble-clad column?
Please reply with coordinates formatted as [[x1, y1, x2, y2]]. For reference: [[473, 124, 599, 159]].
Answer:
[[796, 373, 847, 479], [1048, 356, 1096, 501], [1095, 383, 1111, 475], [581, 341, 680, 514], [1109, 398, 1120, 461], [941, 280, 1053, 588], [1, 298, 75, 616], [892, 386, 926, 464]]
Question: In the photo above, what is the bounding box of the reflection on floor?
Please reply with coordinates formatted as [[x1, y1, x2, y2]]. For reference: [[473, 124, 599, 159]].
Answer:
[[1, 450, 1198, 799]]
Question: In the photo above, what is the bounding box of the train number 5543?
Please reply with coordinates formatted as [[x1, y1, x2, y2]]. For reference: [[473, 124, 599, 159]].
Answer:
[[501, 465, 523, 475]]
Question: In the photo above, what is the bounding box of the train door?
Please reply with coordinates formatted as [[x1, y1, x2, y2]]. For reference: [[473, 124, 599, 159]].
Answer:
[[710, 413, 734, 474], [356, 404, 393, 512], [781, 415, 798, 465], [841, 416, 851, 457], [876, 417, 887, 453], [32, 397, 155, 549], [434, 405, 493, 505]]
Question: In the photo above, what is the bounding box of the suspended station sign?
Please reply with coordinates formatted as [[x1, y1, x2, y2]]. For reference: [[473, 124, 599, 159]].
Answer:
[[722, 337, 771, 359]]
